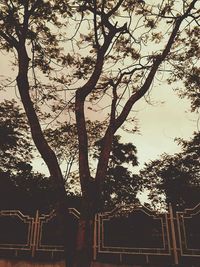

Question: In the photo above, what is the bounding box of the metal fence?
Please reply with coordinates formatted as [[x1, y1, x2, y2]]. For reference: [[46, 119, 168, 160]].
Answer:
[[0, 208, 79, 260], [0, 204, 200, 266]]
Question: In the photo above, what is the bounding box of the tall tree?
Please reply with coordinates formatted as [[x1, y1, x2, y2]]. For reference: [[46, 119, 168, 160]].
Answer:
[[0, 1, 199, 266], [140, 132, 200, 211]]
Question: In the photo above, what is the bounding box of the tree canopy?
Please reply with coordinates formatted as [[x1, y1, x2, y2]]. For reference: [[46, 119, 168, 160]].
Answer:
[[0, 100, 33, 176], [0, 100, 58, 213], [140, 132, 200, 211]]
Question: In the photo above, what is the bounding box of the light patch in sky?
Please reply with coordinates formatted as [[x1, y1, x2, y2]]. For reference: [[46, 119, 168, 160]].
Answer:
[[119, 82, 199, 171]]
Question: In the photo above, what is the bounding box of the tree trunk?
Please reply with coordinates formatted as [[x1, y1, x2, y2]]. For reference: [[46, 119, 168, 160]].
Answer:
[[56, 202, 77, 267], [71, 178, 101, 267], [72, 199, 95, 267]]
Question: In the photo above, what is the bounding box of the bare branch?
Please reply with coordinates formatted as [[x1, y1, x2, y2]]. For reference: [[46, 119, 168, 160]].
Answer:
[[107, 0, 125, 17]]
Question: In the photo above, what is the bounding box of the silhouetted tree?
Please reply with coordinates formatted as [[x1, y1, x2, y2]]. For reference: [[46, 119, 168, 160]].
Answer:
[[140, 132, 200, 211], [0, 100, 56, 213]]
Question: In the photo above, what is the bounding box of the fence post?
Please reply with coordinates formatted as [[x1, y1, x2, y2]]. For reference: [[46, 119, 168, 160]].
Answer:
[[31, 210, 40, 258], [93, 214, 97, 261], [169, 203, 178, 265]]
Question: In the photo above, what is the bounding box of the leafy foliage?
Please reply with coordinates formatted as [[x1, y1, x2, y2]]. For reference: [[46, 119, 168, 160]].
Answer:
[[0, 100, 33, 174], [0, 100, 56, 212], [140, 132, 200, 211], [1, 1, 199, 118], [168, 25, 200, 112]]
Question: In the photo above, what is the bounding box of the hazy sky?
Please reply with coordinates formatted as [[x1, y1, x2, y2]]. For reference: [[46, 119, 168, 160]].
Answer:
[[120, 82, 199, 171]]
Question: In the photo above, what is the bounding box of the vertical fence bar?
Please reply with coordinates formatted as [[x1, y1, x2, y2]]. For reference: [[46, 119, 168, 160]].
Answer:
[[93, 214, 97, 261], [31, 210, 39, 258], [169, 204, 178, 265]]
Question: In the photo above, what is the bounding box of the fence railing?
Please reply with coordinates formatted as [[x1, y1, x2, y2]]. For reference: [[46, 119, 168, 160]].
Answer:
[[0, 204, 200, 265]]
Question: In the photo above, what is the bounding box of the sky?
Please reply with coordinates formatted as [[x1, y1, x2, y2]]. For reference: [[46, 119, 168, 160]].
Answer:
[[120, 82, 199, 171]]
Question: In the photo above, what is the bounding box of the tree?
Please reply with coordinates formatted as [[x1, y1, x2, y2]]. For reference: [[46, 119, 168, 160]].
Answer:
[[140, 132, 200, 211], [94, 135, 140, 209], [0, 99, 33, 175], [0, 100, 56, 213], [0, 1, 199, 266]]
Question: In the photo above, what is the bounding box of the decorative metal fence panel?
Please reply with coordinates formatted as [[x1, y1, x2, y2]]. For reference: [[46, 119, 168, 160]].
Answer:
[[93, 204, 173, 265], [35, 208, 79, 259], [0, 210, 33, 258], [176, 204, 200, 266], [0, 209, 80, 259]]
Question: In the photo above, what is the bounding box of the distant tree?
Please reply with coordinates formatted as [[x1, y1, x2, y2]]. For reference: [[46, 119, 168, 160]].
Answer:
[[0, 170, 58, 213], [94, 135, 140, 209], [0, 100, 33, 176], [0, 100, 55, 212], [0, 1, 199, 266], [140, 132, 200, 211]]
